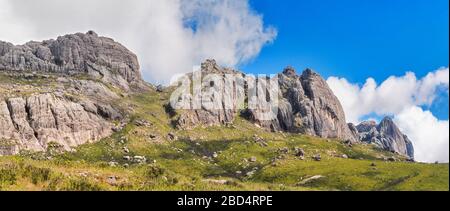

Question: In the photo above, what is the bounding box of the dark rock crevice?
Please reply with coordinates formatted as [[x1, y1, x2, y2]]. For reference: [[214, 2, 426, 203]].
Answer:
[[5, 99, 19, 132], [24, 99, 41, 142]]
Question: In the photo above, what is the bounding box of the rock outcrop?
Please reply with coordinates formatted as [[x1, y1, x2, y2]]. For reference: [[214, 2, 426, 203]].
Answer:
[[0, 31, 141, 155], [244, 67, 358, 142], [274, 67, 358, 142], [175, 60, 243, 129], [173, 60, 358, 142], [0, 93, 115, 155], [357, 117, 414, 159], [0, 31, 142, 90]]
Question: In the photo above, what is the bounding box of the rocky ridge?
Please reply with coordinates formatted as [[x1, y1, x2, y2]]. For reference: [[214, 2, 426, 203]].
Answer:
[[174, 60, 358, 143], [0, 32, 415, 159], [0, 31, 138, 155], [0, 31, 142, 91], [357, 117, 414, 159], [172, 60, 413, 158]]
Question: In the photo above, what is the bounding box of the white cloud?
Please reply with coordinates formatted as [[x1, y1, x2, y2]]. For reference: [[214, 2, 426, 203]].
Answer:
[[327, 67, 449, 123], [394, 106, 449, 163], [327, 67, 449, 163], [0, 0, 277, 84], [416, 68, 450, 105]]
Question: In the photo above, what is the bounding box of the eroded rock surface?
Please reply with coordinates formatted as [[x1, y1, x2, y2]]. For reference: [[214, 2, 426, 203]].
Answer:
[[172, 60, 358, 142], [0, 31, 142, 90], [275, 67, 358, 142], [174, 60, 244, 129], [0, 93, 114, 155], [357, 117, 414, 159], [0, 31, 140, 155]]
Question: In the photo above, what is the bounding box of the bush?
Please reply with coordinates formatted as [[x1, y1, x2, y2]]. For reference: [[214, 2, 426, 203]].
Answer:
[[145, 165, 166, 179], [63, 179, 104, 191], [0, 168, 17, 187], [22, 165, 51, 185]]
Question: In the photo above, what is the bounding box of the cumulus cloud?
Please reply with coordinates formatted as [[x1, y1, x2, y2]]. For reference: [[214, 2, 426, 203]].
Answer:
[[327, 67, 449, 163], [0, 0, 277, 83], [394, 106, 449, 163], [327, 67, 449, 123]]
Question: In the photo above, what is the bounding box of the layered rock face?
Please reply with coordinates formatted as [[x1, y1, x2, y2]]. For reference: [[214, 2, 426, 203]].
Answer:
[[0, 31, 140, 155], [175, 60, 244, 129], [0, 31, 142, 90], [168, 60, 415, 157], [173, 60, 358, 143], [273, 68, 358, 142], [357, 117, 414, 159], [0, 94, 114, 155]]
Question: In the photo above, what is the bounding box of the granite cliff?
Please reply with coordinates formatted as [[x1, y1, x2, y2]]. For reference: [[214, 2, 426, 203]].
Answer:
[[0, 31, 142, 91], [172, 60, 414, 158], [357, 118, 414, 159], [174, 60, 358, 143], [0, 31, 140, 155]]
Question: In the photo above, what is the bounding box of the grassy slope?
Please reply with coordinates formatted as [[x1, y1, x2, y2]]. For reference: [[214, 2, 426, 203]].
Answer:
[[0, 79, 448, 191]]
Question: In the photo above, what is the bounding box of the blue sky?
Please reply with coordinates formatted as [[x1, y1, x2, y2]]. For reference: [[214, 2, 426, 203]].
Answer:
[[239, 0, 449, 120]]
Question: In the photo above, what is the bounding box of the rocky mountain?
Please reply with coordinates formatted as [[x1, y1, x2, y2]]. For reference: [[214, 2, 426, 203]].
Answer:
[[0, 31, 140, 155], [0, 31, 142, 91], [174, 60, 358, 143], [357, 117, 415, 159], [274, 67, 358, 142], [0, 32, 414, 160], [172, 60, 414, 158]]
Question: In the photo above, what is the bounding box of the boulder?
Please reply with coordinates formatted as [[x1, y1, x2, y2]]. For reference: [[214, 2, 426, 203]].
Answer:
[[297, 175, 325, 186], [313, 154, 322, 161]]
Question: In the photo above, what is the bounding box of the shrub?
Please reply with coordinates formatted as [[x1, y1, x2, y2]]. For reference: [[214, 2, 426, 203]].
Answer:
[[22, 165, 51, 185], [63, 179, 104, 191], [0, 168, 17, 186], [145, 165, 166, 179]]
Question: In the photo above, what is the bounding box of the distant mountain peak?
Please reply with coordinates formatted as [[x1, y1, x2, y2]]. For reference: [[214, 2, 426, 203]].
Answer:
[[357, 118, 414, 159]]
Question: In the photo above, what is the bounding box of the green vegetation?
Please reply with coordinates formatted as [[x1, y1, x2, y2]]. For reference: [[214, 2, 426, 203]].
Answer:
[[1, 133, 448, 191], [0, 83, 448, 191]]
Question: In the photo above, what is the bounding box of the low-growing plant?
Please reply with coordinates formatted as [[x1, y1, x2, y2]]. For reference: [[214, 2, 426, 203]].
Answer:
[[0, 168, 17, 187], [22, 165, 52, 185], [62, 179, 105, 191], [146, 164, 166, 179]]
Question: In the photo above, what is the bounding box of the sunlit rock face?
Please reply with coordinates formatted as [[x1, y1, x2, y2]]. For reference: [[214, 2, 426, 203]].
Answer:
[[357, 117, 415, 159], [0, 31, 142, 155], [0, 31, 142, 90], [172, 61, 359, 143]]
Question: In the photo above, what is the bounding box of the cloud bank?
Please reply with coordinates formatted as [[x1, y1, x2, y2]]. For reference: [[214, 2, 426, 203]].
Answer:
[[394, 106, 449, 163], [0, 0, 277, 84], [327, 68, 449, 162]]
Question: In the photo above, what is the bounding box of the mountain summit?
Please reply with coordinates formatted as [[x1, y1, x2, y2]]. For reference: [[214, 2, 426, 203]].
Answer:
[[0, 31, 142, 90], [357, 117, 414, 159]]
